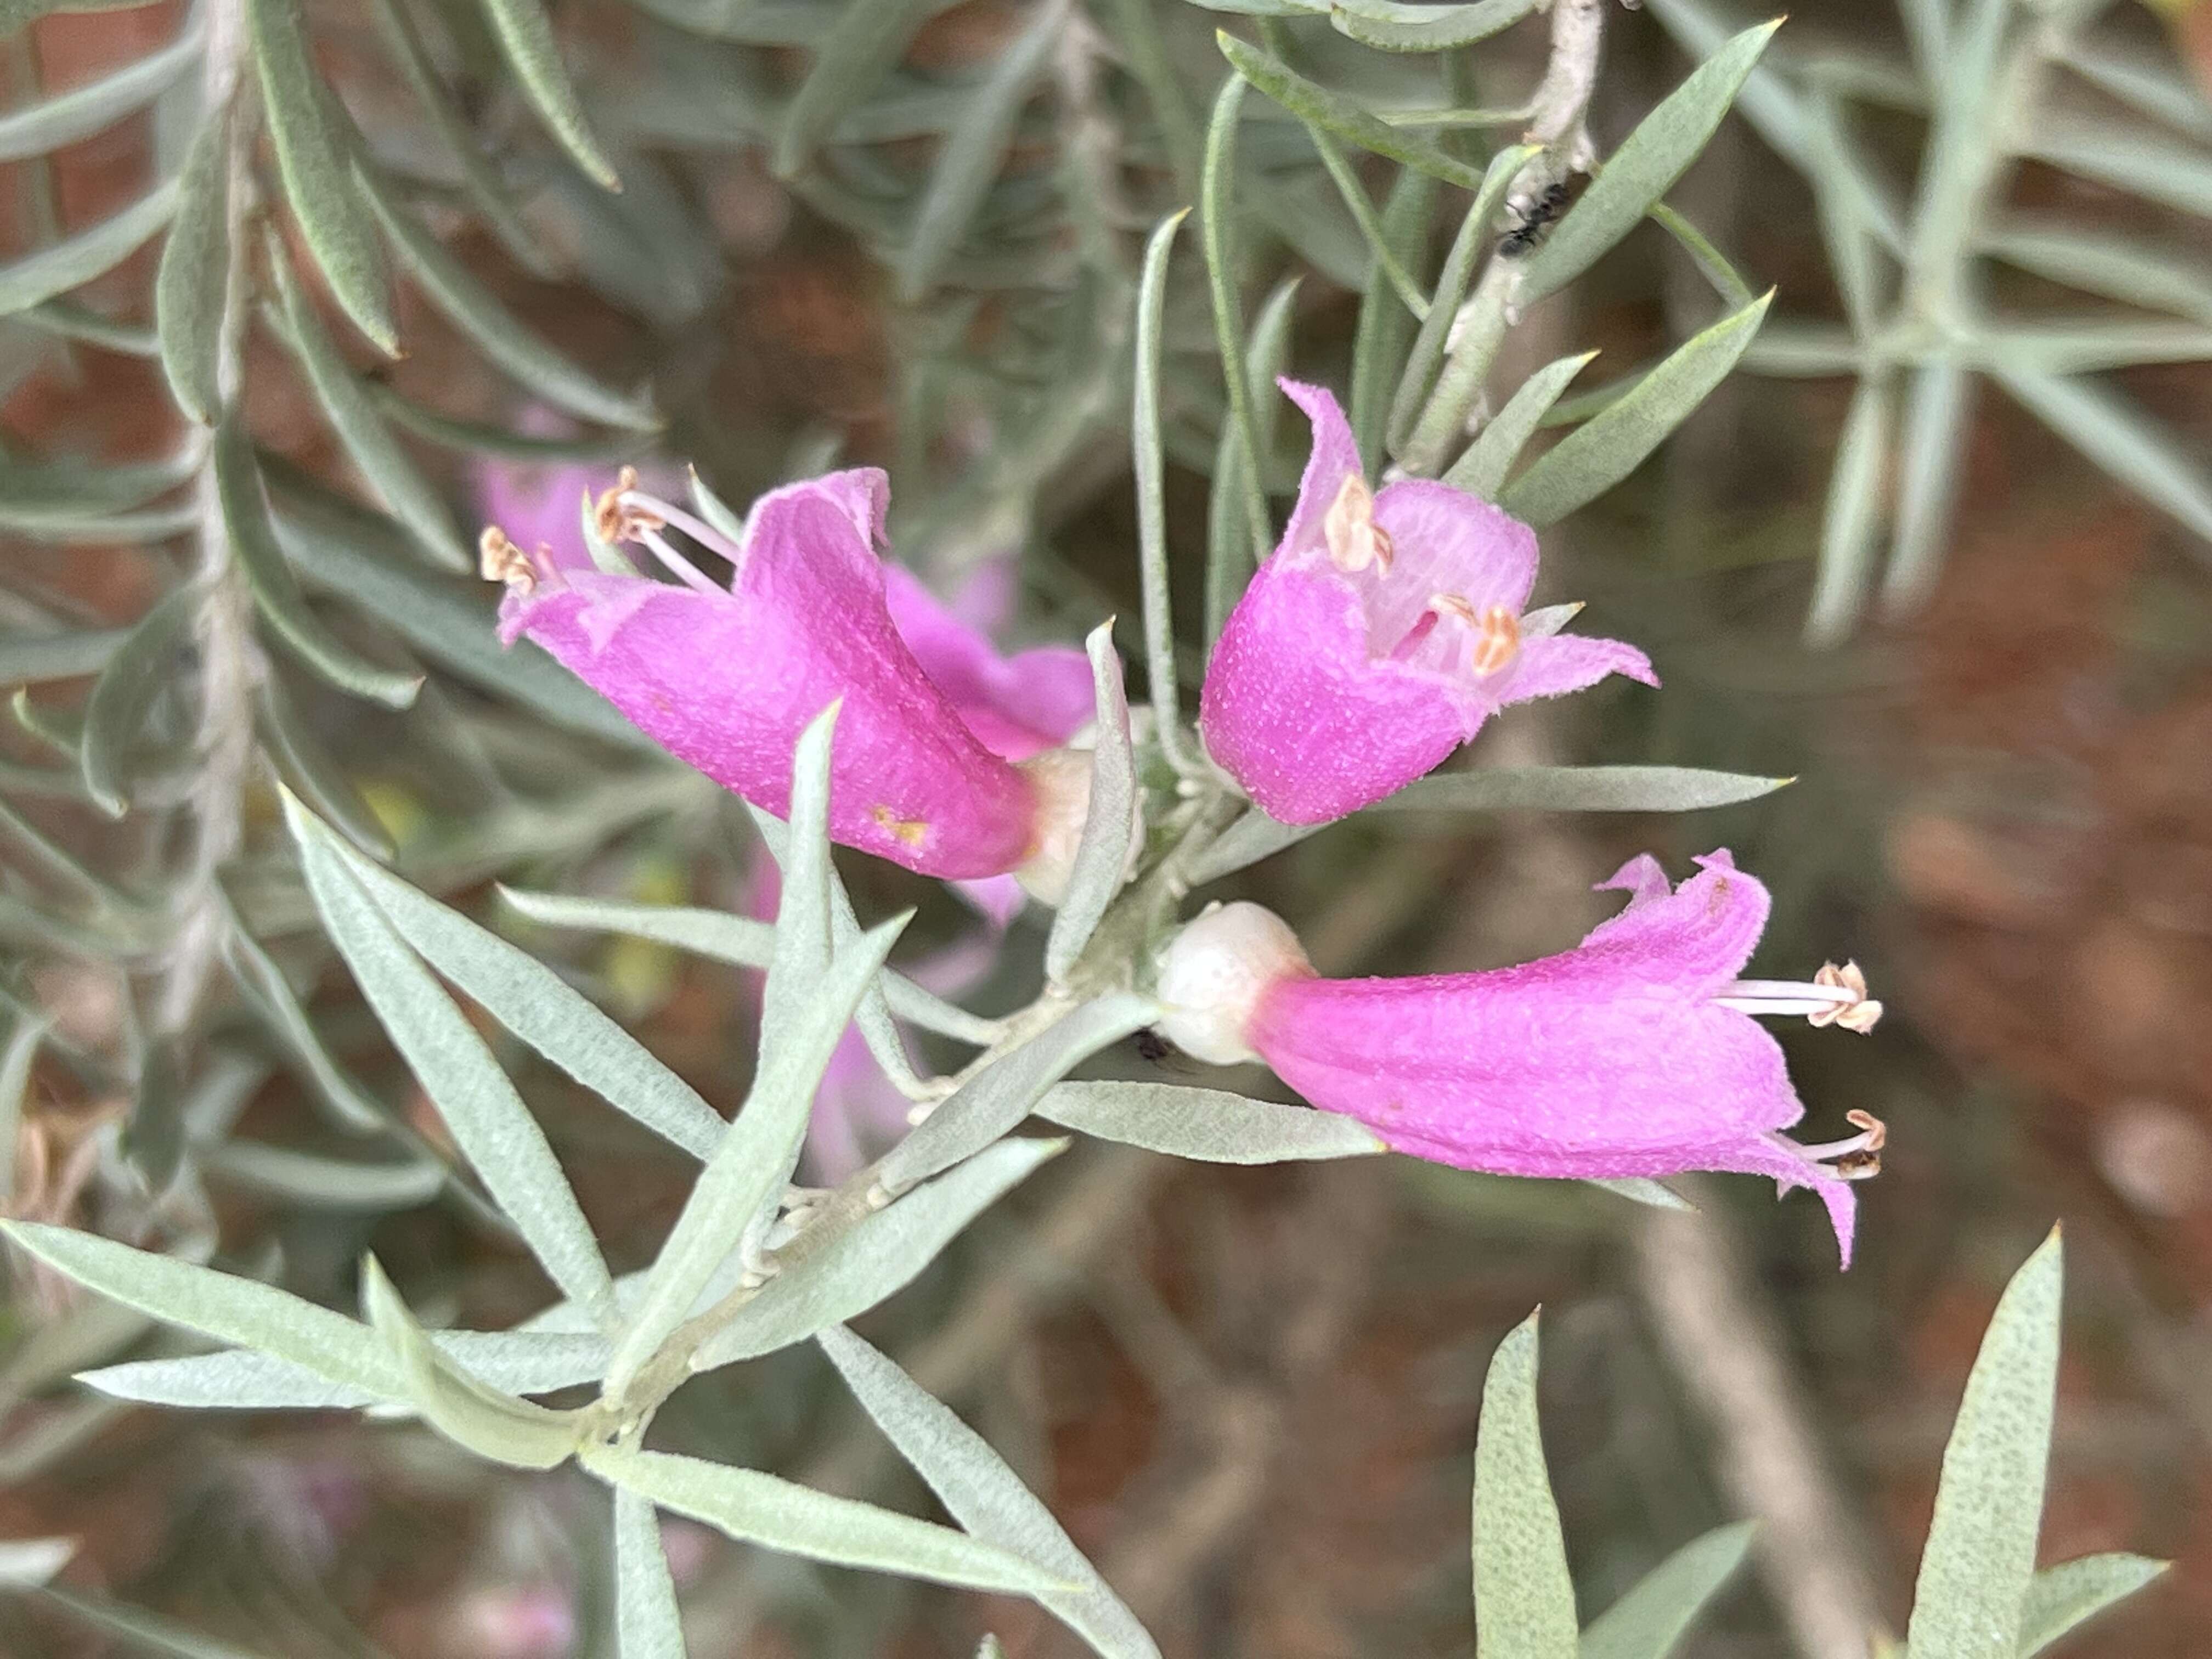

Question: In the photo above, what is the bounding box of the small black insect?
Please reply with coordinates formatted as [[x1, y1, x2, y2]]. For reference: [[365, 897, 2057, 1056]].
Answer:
[[1133, 1027, 1171, 1064], [1497, 182, 1572, 259]]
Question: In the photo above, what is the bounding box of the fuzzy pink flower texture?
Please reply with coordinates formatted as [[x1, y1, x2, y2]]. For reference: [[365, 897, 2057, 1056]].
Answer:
[[1160, 852, 1878, 1265], [482, 459, 1091, 880], [1200, 380, 1657, 824]]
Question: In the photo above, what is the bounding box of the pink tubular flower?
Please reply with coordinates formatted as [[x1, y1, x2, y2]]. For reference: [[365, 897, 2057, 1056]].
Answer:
[[1153, 850, 1884, 1265], [486, 468, 1094, 883], [1198, 380, 1658, 825]]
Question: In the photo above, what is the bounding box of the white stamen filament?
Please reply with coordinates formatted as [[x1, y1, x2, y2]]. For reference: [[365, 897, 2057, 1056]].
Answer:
[[633, 526, 725, 596], [1794, 1110, 1887, 1180], [619, 488, 747, 568], [1715, 962, 1882, 1031]]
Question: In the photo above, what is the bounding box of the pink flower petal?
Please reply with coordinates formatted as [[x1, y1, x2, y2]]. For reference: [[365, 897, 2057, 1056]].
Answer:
[[1276, 379, 1366, 563], [883, 565, 1094, 761], [1492, 631, 1658, 706]]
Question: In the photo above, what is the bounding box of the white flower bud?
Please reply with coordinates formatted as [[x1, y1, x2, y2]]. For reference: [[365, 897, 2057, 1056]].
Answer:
[[1153, 901, 1312, 1065]]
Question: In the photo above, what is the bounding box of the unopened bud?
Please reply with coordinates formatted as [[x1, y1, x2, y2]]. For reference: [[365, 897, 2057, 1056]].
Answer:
[[1153, 901, 1313, 1065]]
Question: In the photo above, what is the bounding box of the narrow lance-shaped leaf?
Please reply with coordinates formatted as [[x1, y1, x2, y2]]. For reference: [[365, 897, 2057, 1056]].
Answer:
[[1134, 209, 1200, 773], [313, 824, 729, 1161], [0, 177, 177, 314], [1474, 1313, 1577, 1658], [82, 1328, 614, 1410], [0, 1221, 406, 1400], [286, 796, 617, 1325], [820, 1324, 1162, 1659], [219, 917, 389, 1133], [1446, 351, 1598, 498], [1516, 20, 1781, 306], [155, 112, 231, 427], [1803, 372, 1893, 648], [0, 18, 200, 160], [359, 171, 658, 431], [1045, 628, 1137, 983], [1039, 1081, 1385, 1164], [1345, 169, 1430, 481], [79, 584, 198, 816], [695, 1138, 1064, 1368], [215, 409, 424, 708], [1578, 1521, 1753, 1659], [477, 0, 620, 188], [207, 1139, 443, 1210], [580, 1442, 1077, 1600], [1904, 1229, 2064, 1659], [1216, 273, 1302, 640], [266, 234, 470, 571], [1980, 223, 2212, 328], [1881, 358, 1973, 614], [1497, 290, 1772, 527], [1216, 31, 1486, 191], [613, 1488, 686, 1659], [755, 704, 837, 1048], [253, 668, 396, 860], [246, 0, 396, 353], [897, 0, 1064, 301], [1301, 122, 1427, 317]]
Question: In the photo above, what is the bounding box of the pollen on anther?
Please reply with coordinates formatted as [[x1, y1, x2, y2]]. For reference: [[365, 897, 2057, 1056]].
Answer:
[[1323, 473, 1393, 574], [1469, 603, 1520, 677], [478, 526, 534, 592]]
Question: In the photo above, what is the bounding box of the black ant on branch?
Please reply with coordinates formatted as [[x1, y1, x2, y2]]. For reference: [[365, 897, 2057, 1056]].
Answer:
[[1497, 182, 1574, 259]]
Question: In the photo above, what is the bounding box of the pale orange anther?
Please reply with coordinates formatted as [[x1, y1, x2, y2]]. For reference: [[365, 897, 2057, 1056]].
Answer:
[[1323, 473, 1393, 574], [1810, 961, 1883, 1033], [478, 526, 535, 592], [1469, 603, 1520, 677], [596, 465, 665, 546]]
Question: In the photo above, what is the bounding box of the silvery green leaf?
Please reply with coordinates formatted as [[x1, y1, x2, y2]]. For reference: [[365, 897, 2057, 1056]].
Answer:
[[1894, 0, 1945, 84], [687, 466, 747, 541], [0, 1014, 42, 1201], [360, 1255, 584, 1468], [2065, 42, 2212, 144], [1882, 359, 1973, 613], [2017, 1553, 2165, 1656], [1330, 0, 1536, 52], [264, 464, 650, 744], [820, 1325, 1160, 1659], [254, 669, 396, 860], [896, 0, 1062, 301], [1982, 222, 2212, 327], [1647, 203, 1755, 309], [0, 502, 198, 544], [80, 584, 197, 816], [1905, 1229, 2063, 1659], [1447, 351, 1599, 498], [0, 628, 125, 685], [268, 239, 469, 572], [369, 0, 552, 278], [81, 1328, 612, 1409], [1498, 290, 1772, 527], [876, 992, 1158, 1193], [614, 1488, 686, 1658], [1388, 145, 1540, 458], [2019, 116, 2212, 222], [774, 0, 942, 176], [246, 0, 394, 353], [583, 1442, 1076, 1598], [1737, 321, 1858, 377], [1473, 1313, 1577, 1659], [153, 112, 228, 426], [759, 705, 838, 1048], [1039, 1081, 1384, 1163], [309, 829, 727, 1162], [479, 0, 620, 188], [26, 1588, 279, 1658], [373, 386, 650, 461], [1802, 95, 1887, 335], [1214, 273, 1301, 639], [1341, 168, 1426, 484], [1970, 321, 2212, 376], [696, 1137, 1063, 1368], [0, 177, 177, 313], [497, 888, 1003, 1046], [286, 798, 617, 1327], [205, 1141, 444, 1210], [1045, 629, 1136, 983], [1, 1220, 406, 1398], [0, 1537, 73, 1585], [0, 20, 198, 159], [216, 413, 424, 708], [600, 916, 907, 1396], [1578, 1521, 1752, 1659], [1803, 373, 1893, 648], [360, 172, 658, 431], [0, 449, 196, 529], [1988, 361, 2212, 544], [1517, 20, 1781, 305], [1216, 32, 1486, 191], [977, 1640, 1005, 1659], [1306, 126, 1427, 317], [1135, 212, 1204, 775]]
